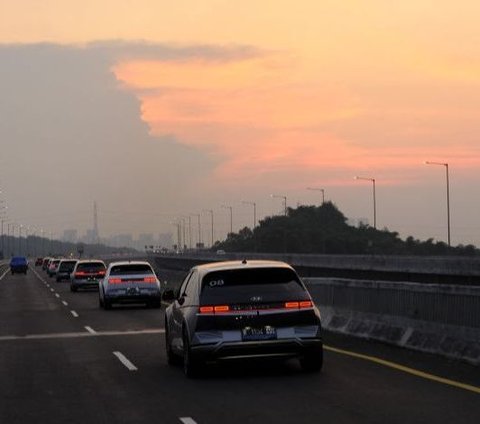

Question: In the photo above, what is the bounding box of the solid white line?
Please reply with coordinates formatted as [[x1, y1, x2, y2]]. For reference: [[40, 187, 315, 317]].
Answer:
[[179, 418, 198, 424], [62, 300, 68, 306], [55, 293, 60, 298], [0, 328, 165, 341], [70, 310, 79, 318], [113, 351, 138, 371], [0, 269, 9, 280], [84, 326, 96, 334]]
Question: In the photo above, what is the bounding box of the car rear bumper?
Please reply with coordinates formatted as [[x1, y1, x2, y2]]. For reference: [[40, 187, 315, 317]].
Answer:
[[10, 266, 28, 273], [190, 338, 323, 362], [71, 280, 100, 289], [105, 293, 161, 305]]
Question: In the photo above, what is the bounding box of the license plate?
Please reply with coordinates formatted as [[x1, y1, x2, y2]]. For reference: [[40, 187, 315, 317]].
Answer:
[[242, 326, 277, 341]]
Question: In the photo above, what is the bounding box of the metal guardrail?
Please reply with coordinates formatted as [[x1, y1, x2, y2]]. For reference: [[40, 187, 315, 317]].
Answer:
[[306, 278, 480, 329]]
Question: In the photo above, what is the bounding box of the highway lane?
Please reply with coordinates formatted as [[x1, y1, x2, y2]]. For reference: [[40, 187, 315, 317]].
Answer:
[[0, 265, 479, 424]]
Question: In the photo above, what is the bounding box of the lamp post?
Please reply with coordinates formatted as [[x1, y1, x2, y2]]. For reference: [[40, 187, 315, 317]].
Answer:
[[203, 209, 214, 247], [271, 194, 287, 216], [19, 224, 24, 255], [242, 200, 257, 229], [306, 187, 325, 205], [190, 214, 201, 249], [354, 176, 376, 229], [425, 161, 451, 246], [221, 205, 233, 236]]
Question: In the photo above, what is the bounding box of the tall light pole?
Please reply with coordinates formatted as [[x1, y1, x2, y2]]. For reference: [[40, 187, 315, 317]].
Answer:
[[203, 209, 214, 247], [425, 161, 451, 246], [354, 176, 376, 229], [221, 205, 233, 236], [271, 194, 287, 216], [242, 200, 257, 228], [191, 214, 201, 249], [181, 215, 192, 249], [306, 187, 325, 205]]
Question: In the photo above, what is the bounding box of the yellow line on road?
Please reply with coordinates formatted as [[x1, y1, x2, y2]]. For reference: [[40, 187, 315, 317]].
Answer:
[[325, 345, 480, 395]]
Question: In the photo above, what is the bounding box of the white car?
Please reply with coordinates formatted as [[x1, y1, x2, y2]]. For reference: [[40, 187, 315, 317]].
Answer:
[[99, 261, 161, 309]]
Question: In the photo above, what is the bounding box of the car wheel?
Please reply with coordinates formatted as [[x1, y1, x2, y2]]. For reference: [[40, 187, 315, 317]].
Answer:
[[300, 348, 323, 373], [103, 298, 112, 310], [165, 322, 180, 366], [56, 277, 60, 282], [70, 285, 77, 292], [183, 330, 201, 378]]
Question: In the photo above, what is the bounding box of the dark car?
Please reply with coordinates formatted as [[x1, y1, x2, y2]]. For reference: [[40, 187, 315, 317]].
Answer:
[[35, 257, 43, 266], [10, 256, 28, 275], [99, 261, 161, 309], [70, 260, 106, 292], [56, 259, 78, 282], [163, 260, 323, 377], [42, 257, 51, 271]]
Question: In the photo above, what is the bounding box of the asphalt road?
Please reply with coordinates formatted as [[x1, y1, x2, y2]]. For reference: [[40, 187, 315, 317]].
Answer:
[[0, 265, 479, 424]]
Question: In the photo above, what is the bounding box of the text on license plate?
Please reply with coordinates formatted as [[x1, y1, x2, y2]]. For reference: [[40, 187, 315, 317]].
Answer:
[[242, 326, 277, 341]]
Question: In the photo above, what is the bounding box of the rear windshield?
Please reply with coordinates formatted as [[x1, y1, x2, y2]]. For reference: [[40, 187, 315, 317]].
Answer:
[[59, 261, 77, 271], [51, 260, 61, 265], [11, 257, 27, 265], [77, 262, 105, 272], [200, 267, 307, 304], [110, 264, 153, 275]]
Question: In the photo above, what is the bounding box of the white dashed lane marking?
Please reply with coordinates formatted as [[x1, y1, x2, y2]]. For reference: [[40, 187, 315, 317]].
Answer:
[[113, 351, 138, 371], [84, 326, 96, 334], [62, 301, 68, 306], [70, 310, 79, 318], [55, 293, 60, 298], [179, 418, 198, 424]]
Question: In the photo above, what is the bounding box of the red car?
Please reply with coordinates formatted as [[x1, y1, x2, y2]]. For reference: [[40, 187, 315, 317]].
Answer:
[[35, 257, 44, 266]]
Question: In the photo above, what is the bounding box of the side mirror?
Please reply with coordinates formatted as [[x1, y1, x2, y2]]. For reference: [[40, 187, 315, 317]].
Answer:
[[162, 289, 175, 301]]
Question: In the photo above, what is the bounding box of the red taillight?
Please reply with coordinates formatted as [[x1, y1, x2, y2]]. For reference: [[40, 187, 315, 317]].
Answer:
[[98, 270, 106, 276], [143, 276, 156, 283], [108, 278, 122, 284], [75, 271, 87, 276], [199, 305, 230, 314], [285, 301, 313, 309]]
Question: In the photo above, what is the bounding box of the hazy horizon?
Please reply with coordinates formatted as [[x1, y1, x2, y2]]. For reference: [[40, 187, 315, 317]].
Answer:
[[2, 2, 480, 247]]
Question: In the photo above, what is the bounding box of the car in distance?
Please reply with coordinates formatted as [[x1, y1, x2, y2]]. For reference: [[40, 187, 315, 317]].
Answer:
[[10, 256, 28, 275], [99, 261, 161, 309], [35, 257, 44, 266], [70, 260, 106, 292], [47, 258, 61, 278], [42, 257, 51, 271], [56, 259, 78, 282], [163, 260, 323, 377]]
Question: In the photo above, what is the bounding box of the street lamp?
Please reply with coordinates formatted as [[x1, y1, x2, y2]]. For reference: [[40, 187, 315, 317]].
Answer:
[[221, 205, 233, 236], [354, 176, 376, 229], [190, 214, 201, 249], [242, 200, 257, 228], [306, 187, 325, 205], [202, 209, 214, 247], [271, 194, 287, 216], [425, 161, 451, 246]]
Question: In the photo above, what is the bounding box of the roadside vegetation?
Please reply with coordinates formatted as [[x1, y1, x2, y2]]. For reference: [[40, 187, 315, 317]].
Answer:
[[214, 202, 478, 256]]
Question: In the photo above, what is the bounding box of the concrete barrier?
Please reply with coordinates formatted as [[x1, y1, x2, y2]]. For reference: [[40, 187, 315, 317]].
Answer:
[[306, 278, 480, 365]]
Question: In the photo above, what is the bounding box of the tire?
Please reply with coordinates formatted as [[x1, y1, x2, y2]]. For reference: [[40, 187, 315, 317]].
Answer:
[[165, 322, 180, 366], [56, 277, 61, 282], [183, 330, 201, 378], [70, 285, 78, 292], [103, 298, 112, 310], [150, 299, 161, 309], [300, 348, 323, 373]]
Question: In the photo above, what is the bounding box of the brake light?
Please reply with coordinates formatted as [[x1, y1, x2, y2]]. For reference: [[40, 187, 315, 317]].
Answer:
[[98, 270, 106, 276], [285, 301, 313, 309], [108, 278, 122, 284], [199, 305, 230, 314], [75, 271, 87, 276], [143, 276, 156, 283]]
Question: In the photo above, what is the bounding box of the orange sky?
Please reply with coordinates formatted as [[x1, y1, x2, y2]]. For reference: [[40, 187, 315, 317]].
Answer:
[[2, 1, 480, 243]]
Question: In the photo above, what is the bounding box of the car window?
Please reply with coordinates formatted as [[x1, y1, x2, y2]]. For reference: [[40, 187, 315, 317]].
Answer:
[[110, 264, 153, 275], [178, 271, 193, 295], [200, 268, 307, 304], [77, 262, 106, 272], [184, 271, 198, 298], [59, 261, 77, 271]]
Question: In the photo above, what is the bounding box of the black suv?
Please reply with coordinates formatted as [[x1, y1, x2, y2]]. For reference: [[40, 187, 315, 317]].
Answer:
[[163, 260, 323, 377]]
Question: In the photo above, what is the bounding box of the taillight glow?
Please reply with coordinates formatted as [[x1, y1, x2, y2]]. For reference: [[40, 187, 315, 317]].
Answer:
[[98, 270, 106, 275], [199, 305, 230, 314], [75, 271, 87, 276], [143, 276, 156, 283], [285, 301, 313, 309], [108, 278, 122, 284]]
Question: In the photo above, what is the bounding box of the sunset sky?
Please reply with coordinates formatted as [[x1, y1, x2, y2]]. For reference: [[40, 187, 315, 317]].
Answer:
[[1, 1, 480, 246]]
